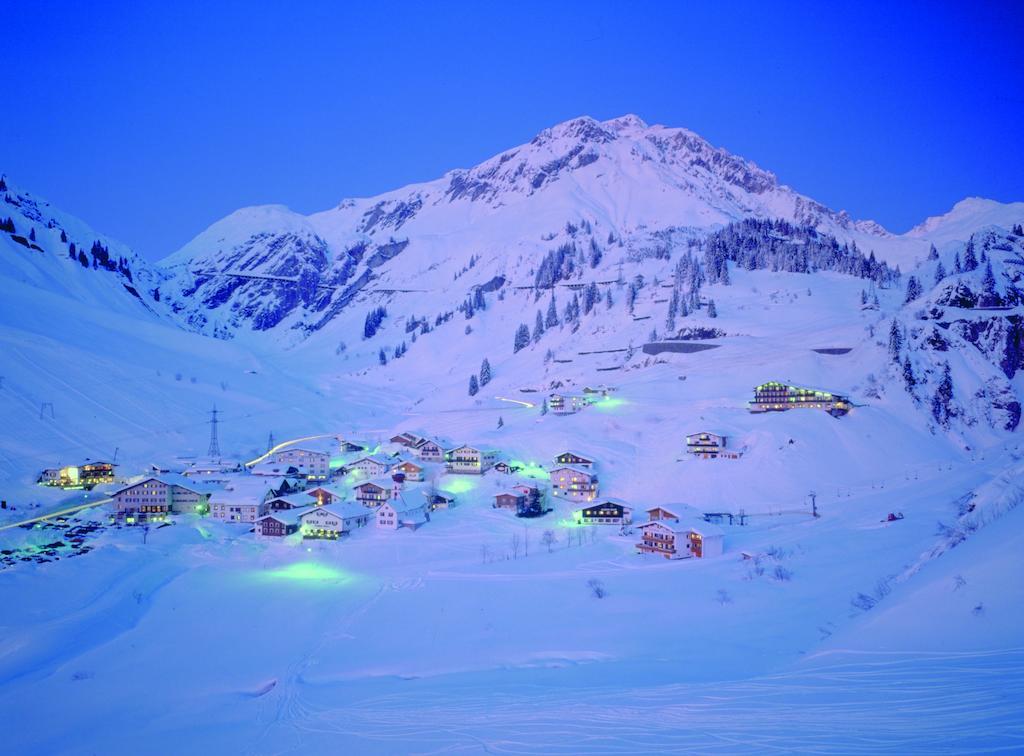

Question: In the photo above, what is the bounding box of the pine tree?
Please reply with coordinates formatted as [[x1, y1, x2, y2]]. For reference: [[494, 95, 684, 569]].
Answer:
[[953, 252, 962, 274], [378, 348, 388, 365], [479, 358, 492, 386], [902, 356, 916, 392], [963, 237, 978, 271], [888, 320, 903, 362], [545, 296, 559, 328], [531, 310, 544, 343], [605, 289, 613, 309], [513, 323, 530, 353], [588, 238, 602, 268], [68, 242, 76, 260], [982, 261, 997, 296], [927, 243, 938, 261], [78, 250, 88, 267], [540, 398, 548, 415], [468, 374, 479, 396], [60, 229, 67, 243], [497, 416, 504, 428], [904, 275, 922, 303], [583, 282, 599, 314], [860, 289, 868, 306], [933, 261, 946, 286], [627, 282, 638, 314], [29, 228, 36, 241], [931, 362, 954, 427], [707, 299, 718, 318], [0, 176, 6, 191]]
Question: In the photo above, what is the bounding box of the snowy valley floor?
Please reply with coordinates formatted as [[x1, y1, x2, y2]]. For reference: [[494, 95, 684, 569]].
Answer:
[[1, 446, 1022, 753]]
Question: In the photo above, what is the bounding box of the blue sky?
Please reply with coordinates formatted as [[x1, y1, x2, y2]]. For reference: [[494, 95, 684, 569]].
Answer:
[[3, 1, 1022, 258]]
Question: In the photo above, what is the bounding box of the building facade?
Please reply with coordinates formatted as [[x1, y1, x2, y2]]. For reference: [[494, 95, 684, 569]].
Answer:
[[550, 466, 599, 501], [749, 382, 851, 416]]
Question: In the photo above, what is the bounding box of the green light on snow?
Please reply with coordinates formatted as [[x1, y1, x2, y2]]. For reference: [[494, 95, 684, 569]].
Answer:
[[329, 457, 345, 469], [510, 461, 549, 480], [557, 517, 587, 529], [196, 525, 213, 540], [591, 396, 626, 412], [262, 561, 353, 585], [441, 477, 476, 495]]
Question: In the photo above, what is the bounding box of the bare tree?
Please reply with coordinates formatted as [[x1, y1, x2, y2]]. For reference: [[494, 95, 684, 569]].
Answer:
[[953, 574, 967, 591], [587, 579, 606, 598], [523, 526, 529, 557], [511, 532, 521, 560], [541, 530, 556, 553], [716, 589, 732, 605], [480, 544, 490, 564]]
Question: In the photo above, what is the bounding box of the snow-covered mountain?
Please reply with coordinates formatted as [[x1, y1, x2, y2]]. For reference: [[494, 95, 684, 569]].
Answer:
[[157, 115, 924, 339]]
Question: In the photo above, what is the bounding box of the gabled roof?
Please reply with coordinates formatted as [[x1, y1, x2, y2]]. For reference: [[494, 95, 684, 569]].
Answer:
[[380, 496, 426, 515], [354, 478, 389, 491], [495, 490, 527, 499], [266, 492, 314, 508], [582, 497, 631, 510], [304, 484, 348, 499], [642, 504, 724, 536], [351, 454, 392, 467], [274, 447, 328, 456], [300, 501, 368, 521], [555, 450, 594, 462], [258, 506, 314, 525], [549, 464, 596, 477], [112, 473, 217, 497]]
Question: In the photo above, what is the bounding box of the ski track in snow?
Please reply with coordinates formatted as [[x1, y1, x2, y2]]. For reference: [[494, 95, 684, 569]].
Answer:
[[245, 649, 1024, 753]]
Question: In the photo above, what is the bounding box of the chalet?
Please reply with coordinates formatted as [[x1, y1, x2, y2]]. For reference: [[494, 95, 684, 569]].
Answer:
[[493, 461, 522, 474], [347, 454, 392, 478], [414, 438, 448, 463], [390, 432, 424, 448], [256, 507, 311, 537], [548, 392, 589, 415], [302, 485, 347, 506], [38, 460, 117, 489], [376, 498, 429, 530], [111, 475, 214, 521], [209, 482, 269, 523], [354, 480, 390, 507], [252, 448, 329, 480], [582, 385, 614, 397], [494, 491, 526, 511], [445, 445, 497, 474], [336, 437, 365, 453], [685, 432, 740, 459], [299, 502, 371, 539], [578, 498, 632, 525], [636, 505, 724, 559], [265, 492, 311, 511], [749, 381, 851, 417], [181, 458, 241, 481], [78, 461, 117, 487], [423, 491, 456, 511], [270, 447, 329, 480], [553, 450, 595, 468], [391, 458, 425, 482], [550, 466, 599, 501], [266, 477, 303, 500], [512, 483, 545, 517]]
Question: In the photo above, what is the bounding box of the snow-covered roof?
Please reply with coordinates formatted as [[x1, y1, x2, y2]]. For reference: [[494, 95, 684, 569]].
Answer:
[[351, 454, 392, 466], [381, 497, 426, 515], [300, 502, 368, 521], [495, 490, 526, 499], [554, 450, 594, 461], [582, 497, 631, 510], [112, 473, 218, 497], [550, 465, 596, 478], [258, 506, 314, 525]]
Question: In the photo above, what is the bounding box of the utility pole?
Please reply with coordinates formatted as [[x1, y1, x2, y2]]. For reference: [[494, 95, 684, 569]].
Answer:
[[207, 405, 221, 459], [267, 431, 275, 453], [810, 491, 818, 518], [39, 402, 54, 420]]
